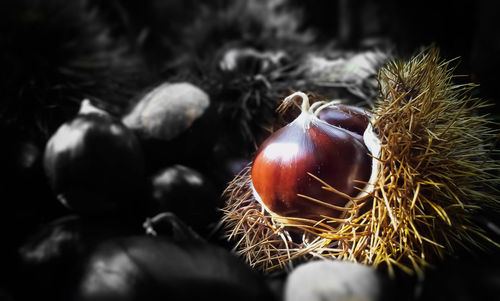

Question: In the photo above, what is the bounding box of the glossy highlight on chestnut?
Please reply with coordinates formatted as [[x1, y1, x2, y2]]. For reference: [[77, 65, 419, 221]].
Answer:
[[250, 92, 372, 220]]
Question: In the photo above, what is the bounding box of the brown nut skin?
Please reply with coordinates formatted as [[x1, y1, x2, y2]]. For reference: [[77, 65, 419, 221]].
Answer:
[[317, 104, 370, 137], [251, 114, 371, 220]]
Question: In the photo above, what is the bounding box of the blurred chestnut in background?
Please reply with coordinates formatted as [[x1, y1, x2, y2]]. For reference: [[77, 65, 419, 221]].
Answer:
[[44, 100, 146, 215], [76, 236, 276, 301], [150, 165, 218, 235]]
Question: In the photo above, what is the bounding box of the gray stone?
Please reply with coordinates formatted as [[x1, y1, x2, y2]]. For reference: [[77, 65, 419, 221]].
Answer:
[[123, 82, 210, 140], [284, 260, 381, 301]]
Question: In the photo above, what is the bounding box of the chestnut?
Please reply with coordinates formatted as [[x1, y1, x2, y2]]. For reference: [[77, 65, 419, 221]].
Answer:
[[317, 104, 370, 137], [44, 100, 145, 214], [251, 92, 372, 220], [76, 236, 276, 301]]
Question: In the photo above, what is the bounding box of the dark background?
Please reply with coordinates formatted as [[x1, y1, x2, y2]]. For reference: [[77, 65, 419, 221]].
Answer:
[[1, 1, 499, 300]]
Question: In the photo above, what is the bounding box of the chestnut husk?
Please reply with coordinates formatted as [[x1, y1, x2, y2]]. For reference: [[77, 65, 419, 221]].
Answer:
[[222, 48, 500, 276], [219, 47, 288, 75], [44, 100, 146, 215]]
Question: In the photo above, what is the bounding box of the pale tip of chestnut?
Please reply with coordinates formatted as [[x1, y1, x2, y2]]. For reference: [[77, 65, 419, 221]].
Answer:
[[283, 91, 311, 112], [78, 99, 109, 117]]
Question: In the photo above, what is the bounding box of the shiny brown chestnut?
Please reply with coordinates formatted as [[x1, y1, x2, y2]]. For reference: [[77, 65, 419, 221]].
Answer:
[[317, 104, 370, 137], [251, 93, 372, 220]]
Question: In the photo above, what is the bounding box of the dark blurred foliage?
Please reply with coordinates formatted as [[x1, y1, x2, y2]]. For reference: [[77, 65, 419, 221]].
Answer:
[[292, 0, 500, 109], [0, 0, 149, 140], [93, 0, 310, 72]]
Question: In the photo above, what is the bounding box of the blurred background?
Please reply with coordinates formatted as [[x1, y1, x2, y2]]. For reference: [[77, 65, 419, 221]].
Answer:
[[1, 1, 499, 300]]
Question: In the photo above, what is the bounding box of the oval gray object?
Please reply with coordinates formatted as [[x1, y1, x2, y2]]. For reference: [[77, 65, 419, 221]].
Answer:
[[123, 82, 210, 140], [284, 260, 381, 301]]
